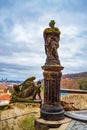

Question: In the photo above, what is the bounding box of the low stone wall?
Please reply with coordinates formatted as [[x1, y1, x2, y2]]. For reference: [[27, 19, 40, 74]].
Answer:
[[0, 103, 40, 130]]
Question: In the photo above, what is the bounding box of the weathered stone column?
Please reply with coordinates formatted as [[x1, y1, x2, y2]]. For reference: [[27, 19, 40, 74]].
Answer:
[[40, 20, 64, 121]]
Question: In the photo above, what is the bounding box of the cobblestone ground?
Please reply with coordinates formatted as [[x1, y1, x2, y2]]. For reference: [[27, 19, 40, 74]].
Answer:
[[66, 120, 87, 130]]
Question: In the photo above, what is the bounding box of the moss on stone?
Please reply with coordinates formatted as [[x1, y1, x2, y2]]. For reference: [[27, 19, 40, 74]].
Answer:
[[19, 114, 35, 130], [44, 27, 61, 35]]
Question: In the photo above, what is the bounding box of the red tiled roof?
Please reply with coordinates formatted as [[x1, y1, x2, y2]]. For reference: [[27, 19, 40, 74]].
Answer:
[[0, 93, 11, 100]]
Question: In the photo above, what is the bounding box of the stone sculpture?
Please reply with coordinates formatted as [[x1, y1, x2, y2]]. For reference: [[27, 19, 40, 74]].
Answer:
[[11, 76, 41, 102], [44, 20, 61, 65]]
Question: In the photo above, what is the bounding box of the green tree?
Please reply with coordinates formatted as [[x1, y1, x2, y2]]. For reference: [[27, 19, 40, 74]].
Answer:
[[78, 78, 87, 90]]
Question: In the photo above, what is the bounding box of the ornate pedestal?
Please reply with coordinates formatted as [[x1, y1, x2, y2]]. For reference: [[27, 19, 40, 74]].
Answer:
[[40, 65, 64, 121]]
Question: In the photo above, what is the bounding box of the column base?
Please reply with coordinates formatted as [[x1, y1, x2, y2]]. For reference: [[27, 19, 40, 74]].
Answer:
[[40, 104, 64, 121]]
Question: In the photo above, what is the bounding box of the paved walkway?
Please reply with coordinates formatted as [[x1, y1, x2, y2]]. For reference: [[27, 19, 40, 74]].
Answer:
[[49, 111, 87, 130], [66, 120, 87, 130], [66, 110, 87, 130], [49, 120, 87, 130]]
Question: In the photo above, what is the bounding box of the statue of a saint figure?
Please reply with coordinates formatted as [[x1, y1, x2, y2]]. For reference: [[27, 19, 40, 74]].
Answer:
[[43, 20, 61, 65]]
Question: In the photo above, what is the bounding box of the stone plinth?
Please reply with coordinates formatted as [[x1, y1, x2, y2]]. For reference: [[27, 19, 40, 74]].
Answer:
[[35, 117, 71, 130], [40, 65, 64, 121]]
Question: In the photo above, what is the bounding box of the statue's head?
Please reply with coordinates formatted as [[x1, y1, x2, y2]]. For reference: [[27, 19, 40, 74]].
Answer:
[[37, 80, 41, 85], [49, 20, 55, 28], [13, 84, 20, 92]]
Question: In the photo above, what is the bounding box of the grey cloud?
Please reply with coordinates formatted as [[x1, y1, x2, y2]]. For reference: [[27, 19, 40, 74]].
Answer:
[[0, 0, 87, 80], [0, 62, 42, 80]]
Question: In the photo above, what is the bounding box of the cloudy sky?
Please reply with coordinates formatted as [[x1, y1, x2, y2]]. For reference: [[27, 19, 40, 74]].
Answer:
[[0, 0, 87, 81]]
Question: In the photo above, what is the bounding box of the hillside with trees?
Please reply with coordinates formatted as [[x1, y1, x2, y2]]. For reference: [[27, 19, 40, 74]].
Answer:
[[61, 72, 87, 90], [62, 72, 87, 79], [41, 72, 87, 90]]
